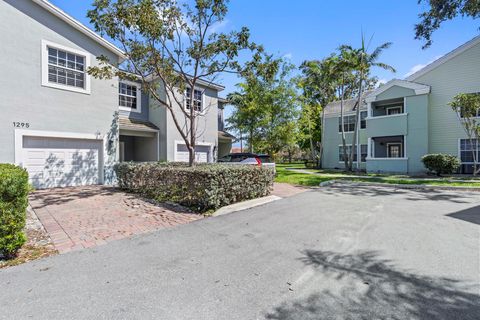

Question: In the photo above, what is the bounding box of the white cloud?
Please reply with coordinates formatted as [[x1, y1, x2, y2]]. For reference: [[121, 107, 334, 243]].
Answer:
[[377, 78, 388, 85], [404, 55, 444, 78], [283, 53, 293, 59], [210, 19, 229, 33]]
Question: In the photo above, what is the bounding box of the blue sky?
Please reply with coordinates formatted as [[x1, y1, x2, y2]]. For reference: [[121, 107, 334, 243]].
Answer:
[[51, 0, 478, 118]]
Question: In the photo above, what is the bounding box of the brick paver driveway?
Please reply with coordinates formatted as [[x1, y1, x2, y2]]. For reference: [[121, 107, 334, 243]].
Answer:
[[29, 186, 201, 253]]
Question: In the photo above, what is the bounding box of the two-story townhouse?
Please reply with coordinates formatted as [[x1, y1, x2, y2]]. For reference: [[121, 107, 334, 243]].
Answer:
[[118, 76, 228, 164], [322, 35, 480, 175], [1, 0, 231, 189], [0, 0, 125, 189]]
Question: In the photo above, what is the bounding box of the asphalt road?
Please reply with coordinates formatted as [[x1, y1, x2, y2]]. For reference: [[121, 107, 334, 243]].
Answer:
[[1, 184, 479, 319]]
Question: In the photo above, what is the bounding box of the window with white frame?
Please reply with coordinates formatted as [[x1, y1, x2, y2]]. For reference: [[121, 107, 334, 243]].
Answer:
[[119, 82, 139, 111], [185, 87, 203, 112], [459, 107, 480, 118], [47, 47, 85, 88], [338, 111, 367, 132], [387, 143, 403, 158], [386, 106, 403, 115], [42, 40, 90, 93], [459, 139, 480, 173], [339, 144, 367, 162]]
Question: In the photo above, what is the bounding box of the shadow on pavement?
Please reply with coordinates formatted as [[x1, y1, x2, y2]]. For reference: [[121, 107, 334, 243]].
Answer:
[[318, 184, 474, 204], [29, 186, 119, 209], [447, 205, 480, 225], [265, 250, 480, 320]]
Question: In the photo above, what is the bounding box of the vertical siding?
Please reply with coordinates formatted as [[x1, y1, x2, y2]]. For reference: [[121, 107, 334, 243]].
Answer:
[[414, 42, 480, 155]]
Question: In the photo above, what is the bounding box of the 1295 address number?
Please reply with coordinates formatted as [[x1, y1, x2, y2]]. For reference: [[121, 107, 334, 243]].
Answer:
[[13, 122, 30, 128]]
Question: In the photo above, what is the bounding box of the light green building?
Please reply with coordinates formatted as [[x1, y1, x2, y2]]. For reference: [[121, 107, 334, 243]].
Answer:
[[322, 36, 480, 175]]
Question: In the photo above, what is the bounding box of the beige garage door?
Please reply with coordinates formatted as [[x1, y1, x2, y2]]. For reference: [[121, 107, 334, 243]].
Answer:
[[22, 136, 102, 189]]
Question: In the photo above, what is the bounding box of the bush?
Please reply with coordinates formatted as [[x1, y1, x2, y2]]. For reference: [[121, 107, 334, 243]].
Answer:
[[115, 162, 275, 213], [0, 164, 29, 258], [421, 154, 460, 176]]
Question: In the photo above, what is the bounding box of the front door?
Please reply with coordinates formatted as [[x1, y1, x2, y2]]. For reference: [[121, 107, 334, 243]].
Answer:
[[387, 143, 402, 158]]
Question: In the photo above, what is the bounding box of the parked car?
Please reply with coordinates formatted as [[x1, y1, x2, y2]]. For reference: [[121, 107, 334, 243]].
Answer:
[[218, 153, 276, 172]]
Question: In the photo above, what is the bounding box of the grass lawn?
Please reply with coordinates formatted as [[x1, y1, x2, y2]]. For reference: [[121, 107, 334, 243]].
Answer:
[[275, 163, 480, 188]]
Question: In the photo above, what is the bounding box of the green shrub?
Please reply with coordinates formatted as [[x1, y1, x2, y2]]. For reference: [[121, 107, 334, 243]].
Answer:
[[421, 154, 460, 176], [115, 162, 275, 212], [0, 164, 29, 258]]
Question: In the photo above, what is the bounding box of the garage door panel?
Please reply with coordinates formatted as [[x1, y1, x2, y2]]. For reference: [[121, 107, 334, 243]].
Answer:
[[175, 144, 211, 163], [21, 136, 102, 189]]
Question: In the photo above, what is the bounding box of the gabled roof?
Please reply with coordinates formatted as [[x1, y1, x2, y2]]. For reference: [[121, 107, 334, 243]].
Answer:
[[406, 35, 480, 81], [365, 79, 430, 103], [32, 0, 125, 61], [323, 90, 372, 116]]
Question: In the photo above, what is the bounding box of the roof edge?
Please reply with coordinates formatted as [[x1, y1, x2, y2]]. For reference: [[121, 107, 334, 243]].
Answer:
[[32, 0, 126, 61], [406, 35, 480, 81], [365, 79, 430, 102]]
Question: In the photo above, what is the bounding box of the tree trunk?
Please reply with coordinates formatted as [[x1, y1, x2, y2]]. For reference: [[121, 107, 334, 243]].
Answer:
[[340, 76, 350, 171], [350, 72, 364, 172], [188, 88, 196, 167], [249, 128, 254, 153], [308, 119, 316, 161]]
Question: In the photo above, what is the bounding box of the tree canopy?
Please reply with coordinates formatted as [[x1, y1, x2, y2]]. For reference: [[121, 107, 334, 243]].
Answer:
[[415, 0, 480, 48], [226, 54, 298, 158], [87, 0, 258, 165]]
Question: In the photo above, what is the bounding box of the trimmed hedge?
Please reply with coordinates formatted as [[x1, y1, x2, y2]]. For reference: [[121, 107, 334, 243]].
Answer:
[[0, 164, 29, 258], [115, 162, 275, 212], [421, 154, 460, 176]]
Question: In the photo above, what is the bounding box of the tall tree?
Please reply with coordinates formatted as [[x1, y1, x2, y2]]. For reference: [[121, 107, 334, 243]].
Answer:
[[298, 58, 337, 165], [87, 0, 257, 166], [347, 39, 395, 171], [226, 53, 279, 153], [450, 93, 480, 175], [415, 0, 480, 48], [227, 54, 297, 158]]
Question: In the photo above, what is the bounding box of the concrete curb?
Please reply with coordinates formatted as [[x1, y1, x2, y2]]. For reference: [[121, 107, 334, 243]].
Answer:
[[212, 195, 282, 217], [322, 180, 480, 192]]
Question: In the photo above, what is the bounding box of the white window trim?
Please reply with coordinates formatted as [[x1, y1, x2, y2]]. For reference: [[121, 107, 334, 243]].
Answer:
[[184, 87, 206, 115], [41, 40, 91, 94], [386, 106, 403, 115], [458, 138, 480, 164], [338, 144, 368, 163], [337, 111, 367, 134], [386, 142, 403, 158], [174, 140, 213, 162], [119, 80, 141, 113]]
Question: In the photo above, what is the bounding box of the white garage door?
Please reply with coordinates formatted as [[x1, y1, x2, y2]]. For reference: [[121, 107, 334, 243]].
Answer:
[[21, 136, 102, 189], [176, 144, 211, 163]]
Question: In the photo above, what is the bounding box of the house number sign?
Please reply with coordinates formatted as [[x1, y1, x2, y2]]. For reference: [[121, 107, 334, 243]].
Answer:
[[13, 122, 30, 128]]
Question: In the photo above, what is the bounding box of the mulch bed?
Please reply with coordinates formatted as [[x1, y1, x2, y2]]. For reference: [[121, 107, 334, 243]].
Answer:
[[0, 206, 57, 269]]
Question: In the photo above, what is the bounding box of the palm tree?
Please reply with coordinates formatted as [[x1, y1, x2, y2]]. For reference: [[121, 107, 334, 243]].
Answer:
[[336, 47, 359, 171], [348, 37, 396, 171]]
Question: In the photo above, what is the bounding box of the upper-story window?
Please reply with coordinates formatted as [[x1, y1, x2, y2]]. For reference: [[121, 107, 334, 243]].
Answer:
[[459, 107, 480, 118], [186, 87, 203, 112], [386, 105, 403, 115], [371, 100, 404, 117], [42, 40, 90, 94], [119, 81, 140, 112], [338, 111, 367, 132]]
